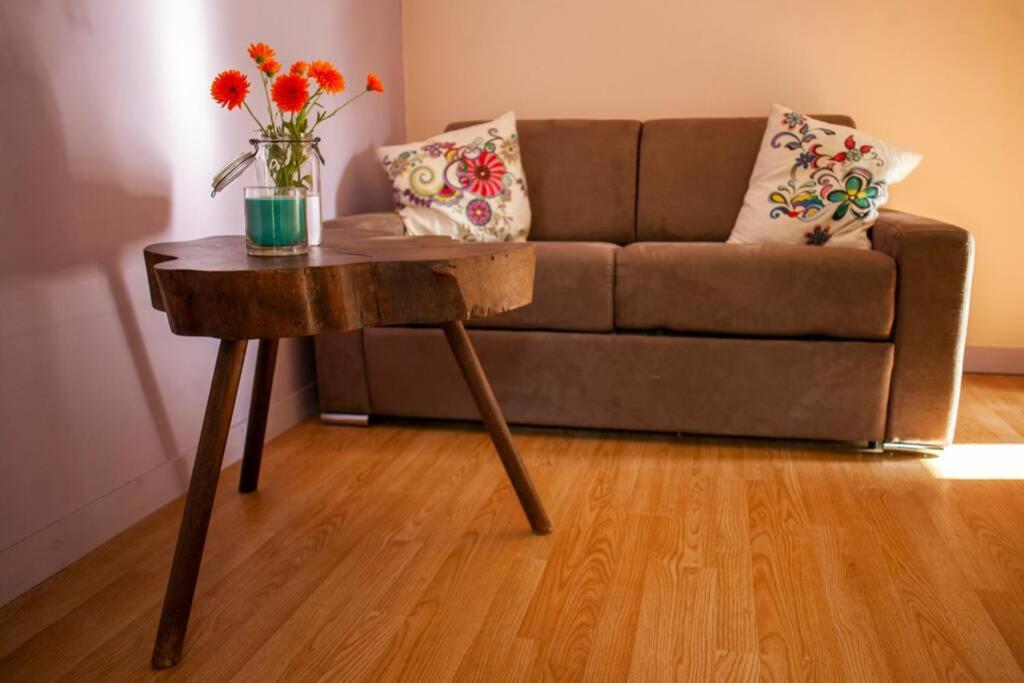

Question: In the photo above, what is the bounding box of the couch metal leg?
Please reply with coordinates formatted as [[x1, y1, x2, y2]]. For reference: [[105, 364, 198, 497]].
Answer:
[[881, 441, 945, 455], [320, 412, 370, 426]]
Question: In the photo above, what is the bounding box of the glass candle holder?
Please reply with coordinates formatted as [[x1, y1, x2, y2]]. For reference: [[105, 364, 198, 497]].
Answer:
[[243, 187, 309, 256], [304, 192, 323, 247]]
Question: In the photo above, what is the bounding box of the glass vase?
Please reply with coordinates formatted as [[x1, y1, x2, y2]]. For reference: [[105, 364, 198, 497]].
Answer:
[[251, 137, 324, 246]]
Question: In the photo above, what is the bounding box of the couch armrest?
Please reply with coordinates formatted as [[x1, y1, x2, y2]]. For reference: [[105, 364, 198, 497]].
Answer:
[[872, 209, 974, 446], [324, 211, 404, 235]]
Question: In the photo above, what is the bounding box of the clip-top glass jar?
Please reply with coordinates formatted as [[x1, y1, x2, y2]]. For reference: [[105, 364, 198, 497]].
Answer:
[[250, 137, 324, 246]]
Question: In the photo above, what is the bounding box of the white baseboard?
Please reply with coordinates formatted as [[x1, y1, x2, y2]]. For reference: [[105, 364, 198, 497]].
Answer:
[[0, 382, 318, 607], [964, 346, 1024, 375]]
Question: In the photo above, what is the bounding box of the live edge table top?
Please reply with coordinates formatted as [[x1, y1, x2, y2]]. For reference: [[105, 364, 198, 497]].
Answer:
[[143, 227, 536, 340]]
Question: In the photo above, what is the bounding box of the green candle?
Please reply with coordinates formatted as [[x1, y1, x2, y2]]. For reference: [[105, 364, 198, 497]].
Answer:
[[244, 196, 307, 248]]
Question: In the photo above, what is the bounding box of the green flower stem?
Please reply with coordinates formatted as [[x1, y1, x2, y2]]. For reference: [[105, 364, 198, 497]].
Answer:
[[243, 101, 267, 136], [302, 88, 325, 122], [263, 136, 312, 190], [260, 71, 278, 135], [314, 89, 369, 128]]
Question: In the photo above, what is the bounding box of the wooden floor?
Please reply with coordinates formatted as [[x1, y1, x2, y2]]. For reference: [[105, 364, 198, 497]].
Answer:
[[2, 374, 1024, 681]]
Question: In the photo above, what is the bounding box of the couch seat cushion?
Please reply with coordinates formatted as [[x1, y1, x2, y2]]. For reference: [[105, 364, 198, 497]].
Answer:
[[469, 242, 617, 332], [615, 243, 895, 339]]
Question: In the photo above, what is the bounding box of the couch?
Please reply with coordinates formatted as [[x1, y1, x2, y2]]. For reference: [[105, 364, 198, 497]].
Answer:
[[313, 116, 973, 448]]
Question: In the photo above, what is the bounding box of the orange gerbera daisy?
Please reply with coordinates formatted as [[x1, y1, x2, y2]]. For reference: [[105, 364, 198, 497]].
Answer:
[[260, 59, 281, 76], [308, 60, 345, 94], [247, 42, 275, 65], [210, 69, 250, 110], [289, 61, 308, 76], [271, 73, 310, 113], [366, 72, 384, 93]]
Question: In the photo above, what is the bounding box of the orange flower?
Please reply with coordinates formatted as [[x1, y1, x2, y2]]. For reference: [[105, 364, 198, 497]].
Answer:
[[271, 73, 309, 113], [289, 61, 308, 76], [260, 59, 281, 76], [366, 72, 384, 93], [247, 42, 275, 65], [210, 69, 250, 110], [308, 60, 345, 94]]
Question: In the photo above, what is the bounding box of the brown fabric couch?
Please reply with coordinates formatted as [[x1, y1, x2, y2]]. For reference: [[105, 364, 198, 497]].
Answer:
[[314, 116, 973, 447]]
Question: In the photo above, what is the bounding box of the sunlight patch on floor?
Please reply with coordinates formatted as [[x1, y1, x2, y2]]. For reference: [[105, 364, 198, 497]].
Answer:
[[925, 443, 1024, 480]]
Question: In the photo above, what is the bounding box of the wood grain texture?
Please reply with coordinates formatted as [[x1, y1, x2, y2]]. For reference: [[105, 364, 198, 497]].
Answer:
[[144, 229, 535, 339], [142, 229, 545, 669], [239, 338, 278, 493], [2, 373, 1024, 680], [151, 338, 248, 669], [442, 320, 551, 534]]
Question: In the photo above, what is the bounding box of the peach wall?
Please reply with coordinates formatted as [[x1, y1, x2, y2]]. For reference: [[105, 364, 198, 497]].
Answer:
[[0, 0, 404, 604], [402, 0, 1024, 350]]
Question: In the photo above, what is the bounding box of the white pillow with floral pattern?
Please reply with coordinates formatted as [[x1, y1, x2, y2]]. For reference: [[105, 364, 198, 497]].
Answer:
[[377, 111, 530, 242], [728, 104, 922, 249]]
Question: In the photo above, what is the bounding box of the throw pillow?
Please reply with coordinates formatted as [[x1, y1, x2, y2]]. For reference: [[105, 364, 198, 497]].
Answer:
[[728, 104, 922, 249], [377, 111, 531, 242]]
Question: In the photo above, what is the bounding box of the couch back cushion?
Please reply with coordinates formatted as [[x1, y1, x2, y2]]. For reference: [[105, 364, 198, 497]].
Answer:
[[637, 115, 855, 242], [447, 119, 641, 242]]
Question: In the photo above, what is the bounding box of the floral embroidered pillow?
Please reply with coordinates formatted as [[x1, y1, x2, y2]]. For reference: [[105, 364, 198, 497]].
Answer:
[[728, 104, 922, 249], [377, 111, 530, 242]]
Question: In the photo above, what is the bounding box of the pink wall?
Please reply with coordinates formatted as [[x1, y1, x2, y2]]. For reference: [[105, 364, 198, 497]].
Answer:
[[0, 0, 404, 605]]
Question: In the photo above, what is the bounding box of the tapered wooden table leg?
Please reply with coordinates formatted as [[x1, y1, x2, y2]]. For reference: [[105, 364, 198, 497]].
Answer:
[[441, 321, 551, 534], [239, 338, 278, 493], [151, 339, 248, 669]]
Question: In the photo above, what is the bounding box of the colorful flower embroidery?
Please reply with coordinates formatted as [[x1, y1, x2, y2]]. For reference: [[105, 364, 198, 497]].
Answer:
[[379, 125, 527, 240], [771, 120, 836, 168], [466, 199, 492, 225], [783, 111, 805, 129], [457, 151, 506, 197], [825, 169, 883, 220], [795, 151, 816, 169], [767, 109, 888, 243], [498, 138, 520, 163], [769, 185, 825, 220], [804, 225, 831, 245], [422, 141, 454, 158], [830, 135, 874, 164], [729, 105, 920, 250]]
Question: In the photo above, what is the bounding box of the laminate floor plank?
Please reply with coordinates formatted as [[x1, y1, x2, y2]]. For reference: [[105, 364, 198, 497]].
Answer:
[[452, 556, 547, 682], [709, 477, 758, 655], [0, 419, 320, 660], [362, 485, 542, 682], [747, 474, 843, 681]]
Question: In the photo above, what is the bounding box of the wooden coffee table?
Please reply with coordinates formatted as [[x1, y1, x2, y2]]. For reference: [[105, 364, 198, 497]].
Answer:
[[143, 227, 551, 669]]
